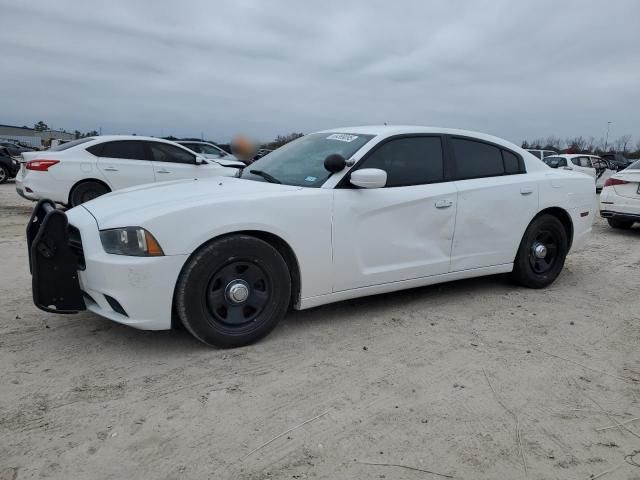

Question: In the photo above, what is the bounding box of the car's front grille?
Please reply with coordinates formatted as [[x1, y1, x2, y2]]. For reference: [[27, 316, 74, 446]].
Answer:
[[67, 225, 86, 270]]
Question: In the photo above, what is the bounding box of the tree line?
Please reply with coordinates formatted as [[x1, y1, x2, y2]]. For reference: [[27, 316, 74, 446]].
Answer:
[[522, 134, 639, 158]]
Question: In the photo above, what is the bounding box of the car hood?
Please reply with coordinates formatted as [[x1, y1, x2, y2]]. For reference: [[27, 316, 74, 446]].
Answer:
[[81, 177, 302, 229]]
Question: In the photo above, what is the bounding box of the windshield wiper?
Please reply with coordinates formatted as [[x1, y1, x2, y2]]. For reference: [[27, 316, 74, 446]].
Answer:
[[249, 169, 281, 184]]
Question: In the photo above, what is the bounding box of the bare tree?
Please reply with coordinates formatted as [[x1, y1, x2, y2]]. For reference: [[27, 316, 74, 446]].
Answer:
[[585, 136, 596, 153]]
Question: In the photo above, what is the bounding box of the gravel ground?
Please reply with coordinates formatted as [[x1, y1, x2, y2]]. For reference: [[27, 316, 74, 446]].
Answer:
[[1, 181, 639, 480]]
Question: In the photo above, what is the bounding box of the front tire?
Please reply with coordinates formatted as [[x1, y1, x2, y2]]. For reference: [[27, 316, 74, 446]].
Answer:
[[512, 214, 568, 289], [69, 181, 110, 206], [607, 218, 633, 229], [175, 235, 291, 348]]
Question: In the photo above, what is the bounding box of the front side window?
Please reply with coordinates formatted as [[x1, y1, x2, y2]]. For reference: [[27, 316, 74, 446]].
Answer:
[[578, 157, 591, 168], [571, 157, 581, 166], [239, 133, 374, 187], [100, 141, 147, 160], [528, 150, 542, 159], [357, 136, 444, 187], [148, 142, 196, 164], [187, 143, 225, 156], [543, 151, 556, 158]]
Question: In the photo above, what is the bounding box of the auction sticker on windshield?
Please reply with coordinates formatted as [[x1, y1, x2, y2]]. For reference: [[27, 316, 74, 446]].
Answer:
[[326, 134, 359, 142]]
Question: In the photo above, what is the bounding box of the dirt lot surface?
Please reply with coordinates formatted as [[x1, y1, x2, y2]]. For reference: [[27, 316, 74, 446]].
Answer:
[[1, 181, 639, 480]]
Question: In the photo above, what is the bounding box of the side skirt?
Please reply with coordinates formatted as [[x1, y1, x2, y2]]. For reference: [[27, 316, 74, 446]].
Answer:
[[297, 263, 514, 310]]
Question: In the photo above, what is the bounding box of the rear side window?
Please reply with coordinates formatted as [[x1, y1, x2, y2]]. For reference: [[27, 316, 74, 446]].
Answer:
[[502, 150, 520, 174], [148, 142, 196, 164], [50, 137, 95, 152], [528, 150, 542, 159], [359, 136, 444, 187], [100, 141, 147, 160], [452, 138, 524, 179]]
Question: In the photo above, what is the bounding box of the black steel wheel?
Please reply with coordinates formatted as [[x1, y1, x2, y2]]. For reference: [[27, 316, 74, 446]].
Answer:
[[175, 235, 291, 348], [512, 214, 568, 289]]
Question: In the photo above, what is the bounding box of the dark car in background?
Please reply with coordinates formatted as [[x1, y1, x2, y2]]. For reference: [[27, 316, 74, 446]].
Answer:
[[600, 152, 633, 170], [0, 146, 20, 184], [0, 141, 35, 156]]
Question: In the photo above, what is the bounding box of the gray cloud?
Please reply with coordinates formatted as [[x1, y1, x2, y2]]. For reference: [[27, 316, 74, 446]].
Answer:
[[2, 0, 639, 144]]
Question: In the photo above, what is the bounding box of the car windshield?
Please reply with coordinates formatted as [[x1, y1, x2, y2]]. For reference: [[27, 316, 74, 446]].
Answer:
[[50, 137, 95, 151], [185, 143, 225, 156], [627, 159, 640, 170], [239, 133, 374, 187]]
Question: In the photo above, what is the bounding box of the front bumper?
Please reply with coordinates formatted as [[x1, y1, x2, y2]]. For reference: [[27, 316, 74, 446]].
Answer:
[[27, 200, 188, 330]]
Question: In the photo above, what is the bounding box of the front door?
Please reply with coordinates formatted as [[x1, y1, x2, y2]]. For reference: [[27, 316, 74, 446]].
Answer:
[[332, 136, 457, 291], [448, 137, 539, 271]]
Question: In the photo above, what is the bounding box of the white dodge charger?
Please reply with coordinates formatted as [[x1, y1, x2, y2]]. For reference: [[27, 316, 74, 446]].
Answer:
[[28, 126, 595, 347]]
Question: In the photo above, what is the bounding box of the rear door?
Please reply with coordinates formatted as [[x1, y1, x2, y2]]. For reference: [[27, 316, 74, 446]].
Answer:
[[448, 136, 538, 272], [93, 141, 155, 190]]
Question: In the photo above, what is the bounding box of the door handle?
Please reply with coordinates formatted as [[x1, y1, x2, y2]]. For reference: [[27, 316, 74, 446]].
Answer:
[[103, 167, 118, 172], [156, 169, 170, 174], [520, 187, 534, 195], [435, 199, 453, 209]]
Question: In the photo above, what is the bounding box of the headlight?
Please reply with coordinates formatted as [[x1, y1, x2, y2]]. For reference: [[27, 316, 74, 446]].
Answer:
[[99, 227, 164, 256]]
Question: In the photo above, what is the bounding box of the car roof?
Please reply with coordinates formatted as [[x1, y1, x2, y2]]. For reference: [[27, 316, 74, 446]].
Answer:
[[549, 153, 601, 158], [177, 140, 213, 144], [92, 135, 178, 143], [317, 125, 525, 151]]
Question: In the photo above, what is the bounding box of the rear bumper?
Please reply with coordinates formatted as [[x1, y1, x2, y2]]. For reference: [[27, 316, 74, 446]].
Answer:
[[600, 210, 640, 223]]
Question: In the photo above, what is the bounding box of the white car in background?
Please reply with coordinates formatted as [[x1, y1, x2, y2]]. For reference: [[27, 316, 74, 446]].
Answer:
[[27, 126, 595, 348], [543, 154, 615, 192], [16, 136, 241, 206], [526, 149, 558, 160], [600, 159, 640, 229], [177, 141, 245, 167]]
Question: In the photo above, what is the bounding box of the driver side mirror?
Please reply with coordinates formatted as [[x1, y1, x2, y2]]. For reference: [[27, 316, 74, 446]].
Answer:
[[195, 156, 206, 165], [350, 168, 387, 189], [548, 160, 559, 168]]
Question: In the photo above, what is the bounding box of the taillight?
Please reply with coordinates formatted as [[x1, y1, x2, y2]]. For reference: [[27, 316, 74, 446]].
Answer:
[[25, 159, 60, 171], [603, 178, 628, 187]]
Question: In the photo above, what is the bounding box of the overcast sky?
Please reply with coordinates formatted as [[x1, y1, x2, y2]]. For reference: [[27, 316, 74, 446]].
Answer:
[[2, 0, 639, 144]]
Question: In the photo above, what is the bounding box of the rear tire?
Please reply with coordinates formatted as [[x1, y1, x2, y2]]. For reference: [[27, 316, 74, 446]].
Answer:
[[512, 214, 568, 289], [69, 181, 110, 206], [0, 165, 8, 184], [175, 235, 291, 348], [607, 218, 634, 229]]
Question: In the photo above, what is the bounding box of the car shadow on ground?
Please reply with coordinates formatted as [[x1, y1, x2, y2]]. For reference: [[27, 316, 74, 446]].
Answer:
[[64, 272, 517, 354]]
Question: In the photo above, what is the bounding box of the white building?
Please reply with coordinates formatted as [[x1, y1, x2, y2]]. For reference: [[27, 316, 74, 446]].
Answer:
[[0, 124, 75, 148]]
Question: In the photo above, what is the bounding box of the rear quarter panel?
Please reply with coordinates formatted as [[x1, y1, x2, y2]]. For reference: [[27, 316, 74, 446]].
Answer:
[[535, 171, 596, 252]]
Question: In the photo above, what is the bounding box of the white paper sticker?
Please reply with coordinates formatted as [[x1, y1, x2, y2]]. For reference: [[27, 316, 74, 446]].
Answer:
[[305, 176, 317, 182], [326, 133, 358, 142]]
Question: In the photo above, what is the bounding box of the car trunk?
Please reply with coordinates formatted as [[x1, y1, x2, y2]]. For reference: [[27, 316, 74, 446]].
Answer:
[[613, 170, 640, 199]]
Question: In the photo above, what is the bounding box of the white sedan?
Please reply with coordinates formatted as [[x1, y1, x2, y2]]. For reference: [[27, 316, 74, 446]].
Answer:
[[600, 159, 640, 229], [543, 154, 616, 192], [16, 135, 241, 206], [27, 126, 595, 347]]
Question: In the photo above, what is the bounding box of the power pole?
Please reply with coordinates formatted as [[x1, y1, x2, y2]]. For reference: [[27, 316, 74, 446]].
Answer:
[[604, 121, 611, 151]]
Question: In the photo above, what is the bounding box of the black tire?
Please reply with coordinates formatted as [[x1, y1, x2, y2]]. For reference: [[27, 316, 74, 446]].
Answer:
[[607, 218, 634, 229], [512, 214, 568, 289], [69, 181, 110, 206], [0, 165, 8, 184], [175, 235, 291, 348]]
